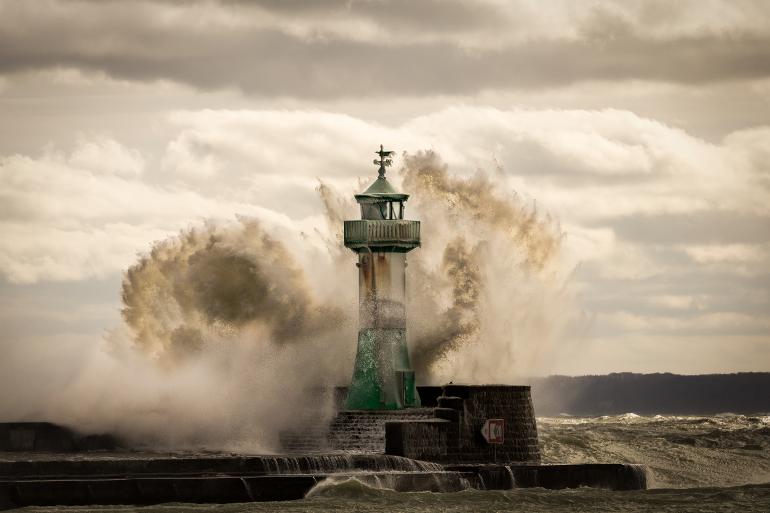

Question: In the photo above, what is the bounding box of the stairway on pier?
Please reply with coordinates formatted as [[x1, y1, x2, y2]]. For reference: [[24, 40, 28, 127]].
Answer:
[[327, 409, 436, 453], [280, 408, 436, 454]]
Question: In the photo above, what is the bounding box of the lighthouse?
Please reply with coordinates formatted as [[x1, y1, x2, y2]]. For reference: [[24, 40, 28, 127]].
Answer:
[[343, 146, 421, 410]]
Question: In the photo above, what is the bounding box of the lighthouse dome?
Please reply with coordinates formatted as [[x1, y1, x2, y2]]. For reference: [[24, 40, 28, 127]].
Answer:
[[355, 145, 409, 220]]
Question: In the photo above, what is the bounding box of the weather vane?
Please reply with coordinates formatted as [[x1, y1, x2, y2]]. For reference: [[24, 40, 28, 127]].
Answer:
[[373, 144, 395, 178]]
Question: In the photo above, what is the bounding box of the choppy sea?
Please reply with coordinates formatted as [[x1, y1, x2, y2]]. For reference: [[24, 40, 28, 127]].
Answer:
[[13, 414, 770, 512]]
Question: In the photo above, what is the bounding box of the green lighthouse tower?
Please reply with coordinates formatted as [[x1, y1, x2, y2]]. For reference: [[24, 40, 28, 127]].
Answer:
[[343, 146, 421, 410]]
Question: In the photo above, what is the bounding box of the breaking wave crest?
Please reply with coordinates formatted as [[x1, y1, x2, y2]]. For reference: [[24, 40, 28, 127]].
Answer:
[[121, 218, 346, 365], [305, 476, 395, 499]]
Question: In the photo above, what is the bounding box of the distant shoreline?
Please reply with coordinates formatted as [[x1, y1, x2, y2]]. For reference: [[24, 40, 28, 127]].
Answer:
[[527, 372, 770, 416]]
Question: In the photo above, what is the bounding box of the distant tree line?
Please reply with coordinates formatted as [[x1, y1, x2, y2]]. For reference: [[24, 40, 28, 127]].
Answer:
[[529, 372, 770, 416]]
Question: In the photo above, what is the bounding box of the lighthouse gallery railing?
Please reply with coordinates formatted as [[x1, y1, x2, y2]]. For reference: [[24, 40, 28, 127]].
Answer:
[[343, 220, 420, 250]]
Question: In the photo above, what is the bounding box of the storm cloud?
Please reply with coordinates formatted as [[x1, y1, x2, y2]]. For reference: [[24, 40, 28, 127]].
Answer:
[[2, 0, 770, 97]]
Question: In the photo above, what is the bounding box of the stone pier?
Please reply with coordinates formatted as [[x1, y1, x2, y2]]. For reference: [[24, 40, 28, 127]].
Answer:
[[384, 384, 541, 463]]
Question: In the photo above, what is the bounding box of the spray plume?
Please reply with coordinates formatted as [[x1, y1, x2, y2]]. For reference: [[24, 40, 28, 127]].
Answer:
[[397, 151, 578, 381], [29, 218, 354, 452], [1, 150, 581, 450], [312, 150, 579, 382], [121, 218, 345, 365]]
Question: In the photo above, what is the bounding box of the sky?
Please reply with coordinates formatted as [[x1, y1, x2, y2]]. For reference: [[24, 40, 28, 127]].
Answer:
[[1, 0, 769, 377]]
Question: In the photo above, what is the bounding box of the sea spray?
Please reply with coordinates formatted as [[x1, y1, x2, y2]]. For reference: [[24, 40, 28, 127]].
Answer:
[[319, 150, 584, 382], [402, 151, 582, 381], [23, 151, 582, 449], [409, 237, 482, 376], [121, 218, 346, 364], [401, 150, 561, 272]]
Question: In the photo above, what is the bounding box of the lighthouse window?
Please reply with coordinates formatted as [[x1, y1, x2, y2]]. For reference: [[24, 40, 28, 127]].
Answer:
[[388, 201, 405, 219], [361, 202, 386, 220], [387, 201, 403, 219], [360, 200, 405, 220]]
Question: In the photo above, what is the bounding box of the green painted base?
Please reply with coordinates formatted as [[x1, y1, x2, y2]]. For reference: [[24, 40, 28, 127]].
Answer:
[[345, 328, 420, 410]]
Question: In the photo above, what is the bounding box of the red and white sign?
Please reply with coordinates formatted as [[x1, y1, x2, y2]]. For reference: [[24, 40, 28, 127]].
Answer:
[[481, 419, 504, 444]]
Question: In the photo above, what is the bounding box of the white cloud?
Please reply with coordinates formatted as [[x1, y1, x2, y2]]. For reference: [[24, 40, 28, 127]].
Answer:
[[68, 134, 145, 176], [685, 243, 768, 264], [600, 310, 770, 335], [1, 106, 768, 373], [648, 294, 707, 311], [4, 107, 770, 285], [0, 136, 298, 283]]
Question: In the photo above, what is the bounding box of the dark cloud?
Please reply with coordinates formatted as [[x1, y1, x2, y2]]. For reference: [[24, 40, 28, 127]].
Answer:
[[223, 0, 506, 30], [1, 1, 769, 98]]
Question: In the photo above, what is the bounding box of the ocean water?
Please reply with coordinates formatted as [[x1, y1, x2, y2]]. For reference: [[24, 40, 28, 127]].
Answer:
[[13, 414, 770, 512], [539, 413, 770, 488]]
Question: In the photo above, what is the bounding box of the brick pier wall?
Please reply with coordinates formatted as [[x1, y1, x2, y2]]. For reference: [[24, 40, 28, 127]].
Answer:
[[385, 384, 541, 464]]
